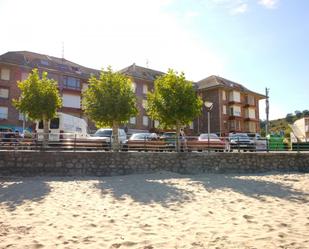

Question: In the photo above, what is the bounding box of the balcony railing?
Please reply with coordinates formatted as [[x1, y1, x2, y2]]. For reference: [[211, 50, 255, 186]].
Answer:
[[63, 83, 81, 90]]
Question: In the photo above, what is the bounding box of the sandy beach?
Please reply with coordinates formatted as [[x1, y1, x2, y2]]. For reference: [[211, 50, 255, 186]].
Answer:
[[0, 172, 308, 249]]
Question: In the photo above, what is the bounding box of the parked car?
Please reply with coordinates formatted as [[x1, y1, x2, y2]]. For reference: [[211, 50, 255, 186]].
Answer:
[[191, 133, 226, 151], [122, 133, 162, 151], [90, 128, 126, 142], [160, 131, 189, 151], [36, 112, 89, 141], [248, 133, 267, 151], [0, 128, 15, 143], [228, 133, 255, 151]]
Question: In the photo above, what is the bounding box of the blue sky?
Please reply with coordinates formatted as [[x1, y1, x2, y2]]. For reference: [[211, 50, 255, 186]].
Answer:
[[0, 0, 308, 120]]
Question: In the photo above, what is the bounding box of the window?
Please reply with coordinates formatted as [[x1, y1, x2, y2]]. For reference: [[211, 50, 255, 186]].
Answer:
[[63, 76, 80, 89], [129, 117, 136, 124], [142, 99, 147, 109], [143, 84, 148, 94], [143, 116, 148, 126], [229, 120, 241, 130], [245, 108, 255, 119], [223, 105, 227, 115], [247, 95, 255, 105], [1, 68, 10, 80], [40, 60, 49, 66], [229, 91, 240, 102], [189, 122, 194, 129], [0, 106, 8, 119], [245, 122, 256, 132], [47, 73, 58, 81], [50, 118, 60, 129], [222, 90, 226, 101], [249, 108, 255, 119], [0, 88, 9, 99], [131, 82, 136, 93], [21, 72, 29, 81], [230, 105, 241, 116], [154, 120, 160, 128], [62, 94, 81, 108]]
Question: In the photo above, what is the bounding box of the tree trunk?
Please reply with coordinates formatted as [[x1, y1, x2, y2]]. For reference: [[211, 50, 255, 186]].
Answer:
[[176, 122, 181, 152], [112, 121, 119, 152], [43, 117, 49, 148]]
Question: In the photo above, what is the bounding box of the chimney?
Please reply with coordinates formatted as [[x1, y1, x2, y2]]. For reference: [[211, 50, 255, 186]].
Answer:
[[132, 63, 136, 71]]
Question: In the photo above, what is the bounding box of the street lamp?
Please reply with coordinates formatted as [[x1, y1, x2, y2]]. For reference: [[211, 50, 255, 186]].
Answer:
[[204, 101, 213, 152]]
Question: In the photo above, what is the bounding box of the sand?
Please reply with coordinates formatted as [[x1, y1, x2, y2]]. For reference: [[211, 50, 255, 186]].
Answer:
[[0, 172, 308, 249]]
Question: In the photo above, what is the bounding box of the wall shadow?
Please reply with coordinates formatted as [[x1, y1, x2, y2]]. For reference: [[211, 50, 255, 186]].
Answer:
[[189, 173, 309, 203], [95, 172, 194, 207], [0, 177, 51, 211]]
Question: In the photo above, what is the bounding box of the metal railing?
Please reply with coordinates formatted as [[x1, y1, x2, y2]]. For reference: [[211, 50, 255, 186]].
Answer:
[[0, 132, 309, 152]]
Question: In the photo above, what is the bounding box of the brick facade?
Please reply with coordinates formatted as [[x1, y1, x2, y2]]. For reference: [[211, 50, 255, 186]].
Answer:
[[195, 76, 265, 136], [0, 51, 100, 132], [0, 51, 265, 135]]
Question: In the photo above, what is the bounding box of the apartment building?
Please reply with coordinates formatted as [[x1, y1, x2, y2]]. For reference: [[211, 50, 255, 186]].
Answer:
[[0, 51, 100, 131], [195, 75, 265, 136], [0, 50, 265, 135], [119, 63, 164, 132]]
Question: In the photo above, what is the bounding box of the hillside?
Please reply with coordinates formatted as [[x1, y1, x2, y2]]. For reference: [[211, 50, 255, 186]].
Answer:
[[260, 110, 309, 138]]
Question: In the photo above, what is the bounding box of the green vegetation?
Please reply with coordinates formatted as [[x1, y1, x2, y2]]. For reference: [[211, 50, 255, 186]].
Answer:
[[260, 109, 309, 138], [147, 69, 203, 151], [13, 69, 62, 146], [83, 67, 138, 151]]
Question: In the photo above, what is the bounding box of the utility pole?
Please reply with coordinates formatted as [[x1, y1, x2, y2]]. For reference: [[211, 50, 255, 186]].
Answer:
[[265, 88, 270, 137]]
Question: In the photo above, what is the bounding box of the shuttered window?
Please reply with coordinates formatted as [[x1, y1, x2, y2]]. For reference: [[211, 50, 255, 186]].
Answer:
[[62, 94, 81, 108]]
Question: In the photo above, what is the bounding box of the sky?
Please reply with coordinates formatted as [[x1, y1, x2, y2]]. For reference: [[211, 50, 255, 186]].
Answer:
[[0, 0, 308, 120]]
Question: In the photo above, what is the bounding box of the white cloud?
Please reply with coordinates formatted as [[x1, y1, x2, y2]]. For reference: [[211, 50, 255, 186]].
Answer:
[[0, 0, 226, 81], [184, 10, 200, 18], [258, 0, 279, 9], [209, 0, 249, 15], [230, 3, 248, 15]]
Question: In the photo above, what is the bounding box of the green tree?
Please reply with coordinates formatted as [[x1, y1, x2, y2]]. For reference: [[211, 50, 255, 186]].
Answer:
[[83, 67, 138, 151], [13, 69, 62, 147], [302, 109, 309, 117], [147, 69, 203, 151], [285, 113, 294, 124], [294, 110, 303, 119]]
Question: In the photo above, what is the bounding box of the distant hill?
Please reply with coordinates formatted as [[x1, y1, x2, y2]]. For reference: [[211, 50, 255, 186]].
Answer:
[[260, 109, 309, 137]]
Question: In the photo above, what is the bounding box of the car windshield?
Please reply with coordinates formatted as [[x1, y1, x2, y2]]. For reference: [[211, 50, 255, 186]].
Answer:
[[163, 133, 176, 137], [130, 133, 150, 140], [199, 134, 219, 139], [94, 130, 112, 137], [230, 134, 249, 139]]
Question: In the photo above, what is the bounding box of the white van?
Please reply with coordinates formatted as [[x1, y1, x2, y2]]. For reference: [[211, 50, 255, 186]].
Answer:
[[36, 112, 89, 141]]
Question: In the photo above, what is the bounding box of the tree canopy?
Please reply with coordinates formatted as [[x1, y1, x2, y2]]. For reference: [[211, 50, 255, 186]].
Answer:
[[147, 69, 203, 128], [82, 67, 138, 150], [147, 69, 203, 150], [13, 68, 62, 122], [83, 67, 138, 127]]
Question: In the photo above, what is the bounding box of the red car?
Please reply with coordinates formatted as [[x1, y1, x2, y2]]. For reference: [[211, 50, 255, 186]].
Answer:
[[187, 133, 226, 152]]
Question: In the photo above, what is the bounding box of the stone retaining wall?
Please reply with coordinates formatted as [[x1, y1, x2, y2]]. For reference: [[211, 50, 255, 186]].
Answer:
[[0, 151, 308, 176]]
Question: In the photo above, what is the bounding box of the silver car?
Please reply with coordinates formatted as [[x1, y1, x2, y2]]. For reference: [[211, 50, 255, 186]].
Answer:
[[89, 128, 127, 144]]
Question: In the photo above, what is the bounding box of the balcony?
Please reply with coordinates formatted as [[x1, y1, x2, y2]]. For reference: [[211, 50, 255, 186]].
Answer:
[[228, 100, 242, 105], [244, 96, 255, 107], [63, 83, 81, 90], [62, 76, 81, 91], [244, 116, 257, 121]]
